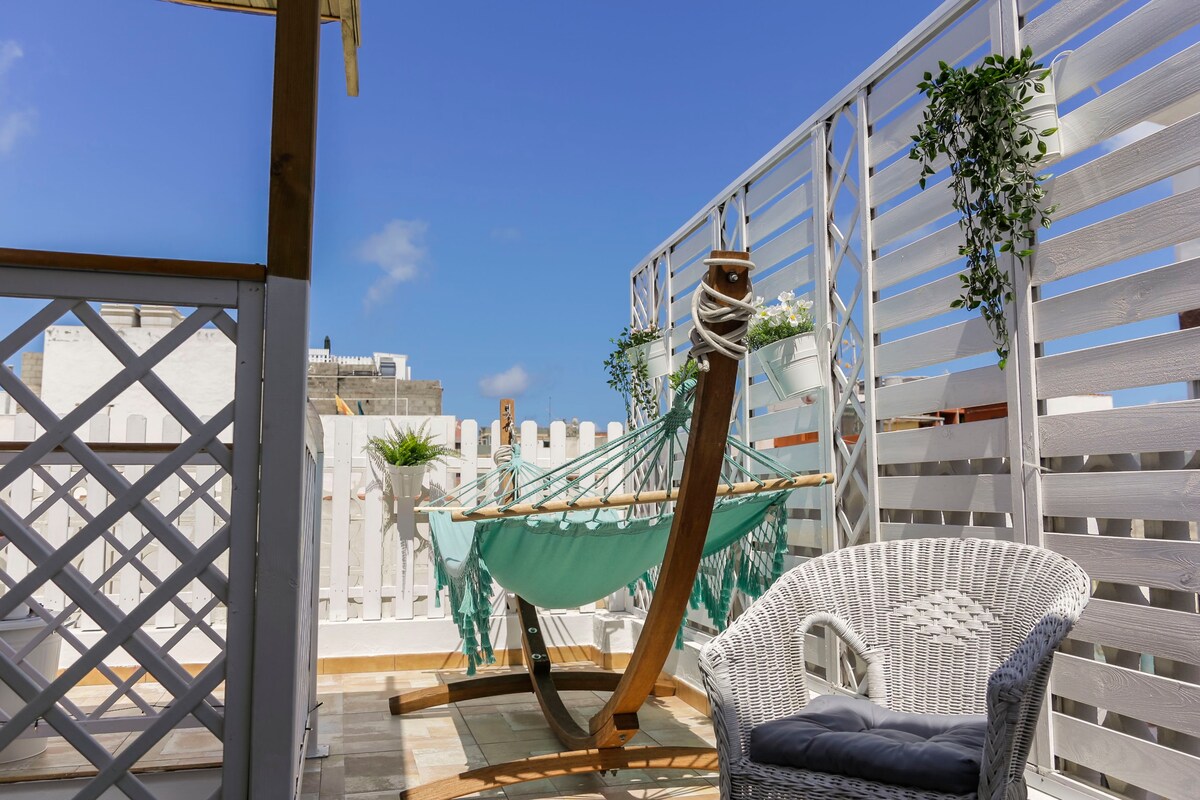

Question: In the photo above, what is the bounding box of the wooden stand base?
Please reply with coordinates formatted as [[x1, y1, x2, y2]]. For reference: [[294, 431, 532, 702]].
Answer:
[[389, 669, 676, 716], [397, 746, 719, 800], [393, 256, 752, 800]]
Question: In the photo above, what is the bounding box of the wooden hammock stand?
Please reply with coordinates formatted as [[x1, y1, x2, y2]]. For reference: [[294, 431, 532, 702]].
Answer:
[[390, 252, 834, 800]]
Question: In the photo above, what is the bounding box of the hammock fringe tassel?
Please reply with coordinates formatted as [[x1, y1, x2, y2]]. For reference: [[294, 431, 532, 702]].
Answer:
[[434, 493, 789, 675]]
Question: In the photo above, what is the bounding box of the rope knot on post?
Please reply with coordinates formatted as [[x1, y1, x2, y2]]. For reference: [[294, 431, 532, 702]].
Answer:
[[689, 256, 757, 371]]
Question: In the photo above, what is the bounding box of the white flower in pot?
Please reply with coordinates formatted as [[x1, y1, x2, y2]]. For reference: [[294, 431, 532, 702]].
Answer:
[[366, 423, 456, 501], [748, 291, 823, 402]]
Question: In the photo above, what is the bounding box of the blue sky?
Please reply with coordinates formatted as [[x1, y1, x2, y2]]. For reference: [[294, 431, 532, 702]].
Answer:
[[0, 0, 947, 424]]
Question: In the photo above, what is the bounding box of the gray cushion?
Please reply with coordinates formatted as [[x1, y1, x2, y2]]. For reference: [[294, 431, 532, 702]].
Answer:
[[749, 694, 987, 795]]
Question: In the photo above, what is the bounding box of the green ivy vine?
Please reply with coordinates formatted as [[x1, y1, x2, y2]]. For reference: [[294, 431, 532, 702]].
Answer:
[[604, 325, 662, 424], [909, 46, 1058, 369]]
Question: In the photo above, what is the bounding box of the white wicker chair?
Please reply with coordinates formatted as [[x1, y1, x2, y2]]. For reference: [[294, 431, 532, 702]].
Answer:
[[699, 537, 1090, 800]]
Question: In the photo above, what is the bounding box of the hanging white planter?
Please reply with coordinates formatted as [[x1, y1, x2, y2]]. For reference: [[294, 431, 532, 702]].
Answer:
[[754, 332, 823, 402], [626, 337, 670, 380], [1016, 52, 1067, 162], [0, 614, 62, 763], [386, 463, 428, 501]]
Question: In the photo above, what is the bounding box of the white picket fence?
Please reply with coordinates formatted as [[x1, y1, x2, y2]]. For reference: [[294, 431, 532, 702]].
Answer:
[[0, 411, 626, 642], [316, 414, 625, 625]]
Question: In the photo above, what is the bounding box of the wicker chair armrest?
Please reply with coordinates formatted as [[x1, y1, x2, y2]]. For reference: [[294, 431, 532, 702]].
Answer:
[[698, 609, 816, 764], [978, 612, 1076, 799]]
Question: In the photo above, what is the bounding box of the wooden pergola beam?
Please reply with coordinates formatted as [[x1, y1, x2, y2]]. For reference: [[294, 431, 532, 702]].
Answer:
[[264, 0, 321, 281], [160, 0, 360, 96]]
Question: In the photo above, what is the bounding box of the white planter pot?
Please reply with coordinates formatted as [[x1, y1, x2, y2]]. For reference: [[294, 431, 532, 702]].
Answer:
[[626, 338, 669, 380], [0, 614, 62, 763], [753, 332, 823, 401], [1017, 70, 1062, 162], [386, 463, 428, 501]]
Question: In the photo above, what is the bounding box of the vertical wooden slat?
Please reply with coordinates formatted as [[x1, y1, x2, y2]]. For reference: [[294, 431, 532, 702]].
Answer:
[[1006, 0, 1054, 770], [252, 0, 322, 792], [520, 419, 539, 468], [328, 415, 352, 621], [361, 417, 384, 621], [459, 419, 479, 506], [224, 278, 267, 799], [549, 421, 567, 469], [855, 91, 882, 545], [606, 422, 625, 493], [809, 123, 836, 556]]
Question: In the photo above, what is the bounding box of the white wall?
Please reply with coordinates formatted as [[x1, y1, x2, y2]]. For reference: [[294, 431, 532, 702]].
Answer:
[[40, 323, 235, 437]]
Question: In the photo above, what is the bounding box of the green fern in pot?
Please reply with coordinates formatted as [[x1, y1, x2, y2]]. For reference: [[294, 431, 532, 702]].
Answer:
[[366, 423, 456, 499]]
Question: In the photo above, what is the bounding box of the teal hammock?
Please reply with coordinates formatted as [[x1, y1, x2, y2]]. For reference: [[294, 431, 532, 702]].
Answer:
[[424, 381, 813, 674]]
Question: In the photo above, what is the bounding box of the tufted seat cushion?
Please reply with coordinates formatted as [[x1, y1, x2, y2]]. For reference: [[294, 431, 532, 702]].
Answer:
[[749, 694, 987, 795]]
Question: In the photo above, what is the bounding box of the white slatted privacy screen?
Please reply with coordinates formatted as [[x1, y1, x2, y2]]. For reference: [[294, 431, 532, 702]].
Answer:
[[629, 1, 1200, 798]]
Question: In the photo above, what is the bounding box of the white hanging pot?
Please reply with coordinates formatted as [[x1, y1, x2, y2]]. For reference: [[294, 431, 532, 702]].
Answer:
[[0, 614, 62, 763], [1015, 52, 1067, 162], [753, 331, 823, 402], [626, 337, 670, 380], [386, 463, 428, 501]]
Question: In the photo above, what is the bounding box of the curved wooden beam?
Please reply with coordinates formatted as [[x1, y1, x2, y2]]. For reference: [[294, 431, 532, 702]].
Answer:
[[516, 597, 611, 750], [589, 252, 751, 748], [389, 669, 675, 716], [397, 746, 719, 800]]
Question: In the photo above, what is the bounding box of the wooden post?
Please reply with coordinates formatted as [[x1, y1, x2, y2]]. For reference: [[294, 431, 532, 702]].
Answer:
[[250, 0, 322, 797], [499, 398, 515, 501], [265, 0, 321, 283], [590, 251, 751, 748]]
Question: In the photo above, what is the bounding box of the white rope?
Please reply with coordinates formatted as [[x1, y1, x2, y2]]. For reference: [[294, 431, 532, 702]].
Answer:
[[689, 257, 757, 371], [494, 444, 514, 465]]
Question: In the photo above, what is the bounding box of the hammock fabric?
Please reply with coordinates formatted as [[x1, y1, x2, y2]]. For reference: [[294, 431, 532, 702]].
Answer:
[[429, 490, 789, 674], [423, 379, 808, 674]]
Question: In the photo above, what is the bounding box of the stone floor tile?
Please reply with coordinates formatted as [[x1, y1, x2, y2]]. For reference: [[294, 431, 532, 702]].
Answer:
[[342, 749, 418, 794], [477, 738, 562, 763], [318, 754, 345, 798]]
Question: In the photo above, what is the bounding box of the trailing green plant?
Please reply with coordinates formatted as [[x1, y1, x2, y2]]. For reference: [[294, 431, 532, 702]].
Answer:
[[746, 292, 815, 352], [668, 358, 699, 392], [366, 422, 456, 468], [909, 46, 1057, 369], [604, 324, 661, 424]]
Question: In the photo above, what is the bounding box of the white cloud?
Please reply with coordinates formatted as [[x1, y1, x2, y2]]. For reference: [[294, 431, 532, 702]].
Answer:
[[0, 40, 34, 156], [357, 219, 429, 308], [0, 41, 22, 77], [479, 365, 530, 397], [490, 226, 522, 243], [1101, 121, 1164, 153], [0, 108, 34, 155]]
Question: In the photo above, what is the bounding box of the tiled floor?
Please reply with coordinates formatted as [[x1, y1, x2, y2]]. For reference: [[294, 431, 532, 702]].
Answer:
[[305, 666, 720, 800], [0, 665, 720, 800]]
